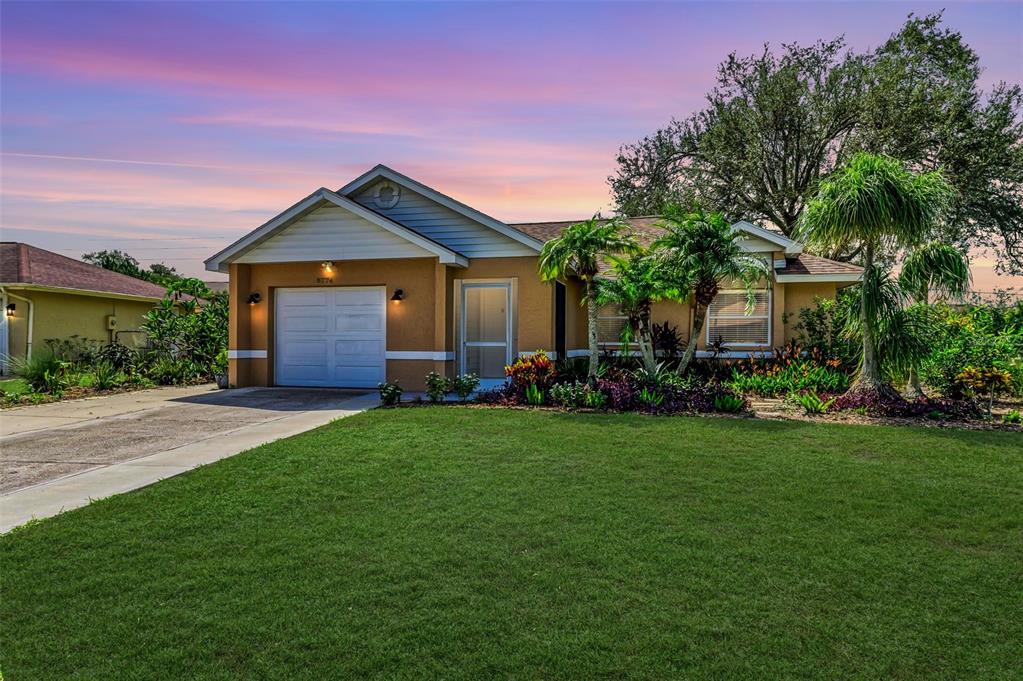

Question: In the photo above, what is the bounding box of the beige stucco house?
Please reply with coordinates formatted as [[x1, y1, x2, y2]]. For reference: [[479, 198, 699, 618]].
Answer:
[[206, 165, 861, 391]]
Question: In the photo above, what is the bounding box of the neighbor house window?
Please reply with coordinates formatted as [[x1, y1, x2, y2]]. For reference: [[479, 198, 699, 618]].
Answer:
[[706, 289, 771, 346], [597, 304, 628, 345]]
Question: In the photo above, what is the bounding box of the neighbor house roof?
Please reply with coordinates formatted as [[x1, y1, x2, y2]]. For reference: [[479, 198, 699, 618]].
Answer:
[[0, 242, 171, 301]]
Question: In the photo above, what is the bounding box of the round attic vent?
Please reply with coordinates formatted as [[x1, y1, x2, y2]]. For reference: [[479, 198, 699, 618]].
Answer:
[[373, 181, 401, 209]]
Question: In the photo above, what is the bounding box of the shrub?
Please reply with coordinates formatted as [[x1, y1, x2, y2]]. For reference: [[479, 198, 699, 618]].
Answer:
[[147, 357, 195, 385], [377, 381, 402, 406], [637, 387, 665, 410], [44, 335, 102, 368], [728, 355, 849, 397], [425, 371, 449, 403], [713, 394, 746, 413], [1002, 410, 1021, 425], [831, 391, 980, 419], [651, 321, 684, 358], [13, 353, 69, 393], [92, 361, 123, 391], [549, 381, 606, 409], [212, 349, 229, 376], [96, 342, 140, 372], [505, 351, 557, 396], [524, 383, 544, 406], [955, 366, 1013, 415], [141, 281, 228, 380], [474, 384, 518, 405], [789, 293, 859, 368], [790, 390, 835, 415], [450, 373, 480, 403]]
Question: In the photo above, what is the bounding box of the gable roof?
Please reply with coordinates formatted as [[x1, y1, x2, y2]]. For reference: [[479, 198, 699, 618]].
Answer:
[[1, 242, 171, 301], [339, 164, 545, 253], [204, 187, 469, 273]]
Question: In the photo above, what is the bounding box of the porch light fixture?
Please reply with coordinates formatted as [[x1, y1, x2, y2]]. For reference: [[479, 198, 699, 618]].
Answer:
[[247, 292, 262, 306], [321, 261, 335, 274], [390, 288, 405, 302], [5, 303, 14, 317]]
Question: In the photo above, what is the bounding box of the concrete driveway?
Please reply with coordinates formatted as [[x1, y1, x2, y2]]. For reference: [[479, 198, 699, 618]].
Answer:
[[1, 385, 378, 532]]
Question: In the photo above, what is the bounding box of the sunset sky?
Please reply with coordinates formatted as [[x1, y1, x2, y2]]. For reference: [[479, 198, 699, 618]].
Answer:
[[1, 1, 1021, 287]]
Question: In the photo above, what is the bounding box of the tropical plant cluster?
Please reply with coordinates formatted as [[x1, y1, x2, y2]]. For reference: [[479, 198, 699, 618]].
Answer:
[[727, 347, 850, 397], [6, 282, 229, 406], [476, 351, 748, 415]]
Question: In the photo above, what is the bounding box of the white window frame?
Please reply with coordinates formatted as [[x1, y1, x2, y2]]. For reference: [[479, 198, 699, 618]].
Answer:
[[706, 288, 772, 348]]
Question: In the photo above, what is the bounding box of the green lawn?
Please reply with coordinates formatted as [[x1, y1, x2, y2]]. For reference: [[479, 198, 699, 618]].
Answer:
[[2, 410, 1020, 680], [0, 377, 29, 395]]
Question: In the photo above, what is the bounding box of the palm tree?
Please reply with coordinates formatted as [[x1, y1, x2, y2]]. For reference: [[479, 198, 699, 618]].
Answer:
[[654, 207, 769, 373], [899, 241, 970, 305], [596, 252, 685, 372], [538, 215, 638, 381], [799, 153, 951, 398], [898, 241, 970, 395]]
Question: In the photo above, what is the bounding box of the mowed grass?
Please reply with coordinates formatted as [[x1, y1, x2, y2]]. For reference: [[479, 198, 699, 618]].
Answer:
[[2, 409, 1021, 680]]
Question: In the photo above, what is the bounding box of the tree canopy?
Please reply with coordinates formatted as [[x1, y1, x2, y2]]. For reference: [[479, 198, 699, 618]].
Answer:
[[82, 249, 182, 286], [610, 13, 1023, 274]]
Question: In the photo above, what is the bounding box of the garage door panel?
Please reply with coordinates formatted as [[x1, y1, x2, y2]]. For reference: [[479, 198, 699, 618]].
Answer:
[[281, 315, 330, 333], [335, 312, 382, 333], [276, 287, 385, 388]]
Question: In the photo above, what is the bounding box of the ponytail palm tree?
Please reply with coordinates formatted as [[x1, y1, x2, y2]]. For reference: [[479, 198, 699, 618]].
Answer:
[[538, 215, 638, 380], [799, 153, 952, 398], [596, 252, 686, 372], [654, 207, 769, 373], [897, 241, 971, 395]]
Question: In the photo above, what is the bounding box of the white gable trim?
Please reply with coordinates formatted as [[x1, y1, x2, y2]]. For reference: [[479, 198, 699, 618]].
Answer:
[[731, 220, 802, 256], [205, 188, 467, 273], [339, 164, 545, 253], [775, 272, 862, 283]]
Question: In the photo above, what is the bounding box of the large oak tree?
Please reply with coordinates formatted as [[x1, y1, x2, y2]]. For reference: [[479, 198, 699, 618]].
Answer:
[[610, 13, 1023, 274]]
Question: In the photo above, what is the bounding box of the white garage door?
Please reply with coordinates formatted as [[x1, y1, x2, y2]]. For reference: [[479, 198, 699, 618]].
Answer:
[[275, 287, 385, 388]]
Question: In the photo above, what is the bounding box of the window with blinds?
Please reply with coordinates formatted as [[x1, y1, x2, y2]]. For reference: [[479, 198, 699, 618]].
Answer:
[[706, 290, 771, 346], [597, 304, 628, 345]]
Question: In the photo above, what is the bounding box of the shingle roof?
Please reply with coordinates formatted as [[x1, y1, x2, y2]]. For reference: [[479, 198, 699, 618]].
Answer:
[[0, 242, 171, 299], [508, 217, 862, 279], [509, 216, 665, 246], [776, 253, 863, 277]]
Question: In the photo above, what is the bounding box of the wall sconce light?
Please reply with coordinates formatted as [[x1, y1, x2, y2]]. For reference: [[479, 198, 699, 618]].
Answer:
[[5, 303, 15, 317], [390, 288, 405, 302], [321, 261, 335, 274], [247, 292, 262, 306]]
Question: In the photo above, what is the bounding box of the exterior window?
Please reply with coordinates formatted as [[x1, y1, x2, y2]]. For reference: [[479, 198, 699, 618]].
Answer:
[[597, 304, 628, 345], [707, 289, 771, 346]]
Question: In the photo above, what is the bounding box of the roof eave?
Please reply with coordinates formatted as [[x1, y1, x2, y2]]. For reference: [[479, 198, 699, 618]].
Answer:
[[775, 273, 863, 283]]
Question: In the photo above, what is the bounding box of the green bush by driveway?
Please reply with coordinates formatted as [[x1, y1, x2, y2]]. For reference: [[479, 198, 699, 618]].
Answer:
[[2, 409, 1020, 679]]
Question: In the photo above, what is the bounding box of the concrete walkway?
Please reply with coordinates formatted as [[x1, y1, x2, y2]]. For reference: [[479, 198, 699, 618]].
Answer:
[[1, 386, 378, 532]]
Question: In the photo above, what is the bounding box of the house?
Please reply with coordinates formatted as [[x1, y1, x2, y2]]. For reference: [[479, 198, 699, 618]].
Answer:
[[206, 165, 862, 391], [0, 242, 171, 373]]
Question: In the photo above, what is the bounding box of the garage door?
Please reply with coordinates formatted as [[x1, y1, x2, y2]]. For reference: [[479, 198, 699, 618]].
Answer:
[[275, 287, 385, 388]]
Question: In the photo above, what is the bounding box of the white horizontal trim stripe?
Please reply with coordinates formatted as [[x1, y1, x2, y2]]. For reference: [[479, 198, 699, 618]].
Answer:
[[695, 350, 775, 358], [228, 350, 267, 359], [385, 351, 453, 361], [518, 350, 557, 359], [565, 349, 590, 358]]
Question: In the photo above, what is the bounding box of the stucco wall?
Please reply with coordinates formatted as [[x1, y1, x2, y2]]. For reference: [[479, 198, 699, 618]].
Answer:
[[229, 258, 443, 388], [782, 281, 840, 344], [4, 288, 156, 362]]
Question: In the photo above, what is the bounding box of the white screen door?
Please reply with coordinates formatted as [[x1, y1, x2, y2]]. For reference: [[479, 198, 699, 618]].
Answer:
[[461, 282, 512, 381]]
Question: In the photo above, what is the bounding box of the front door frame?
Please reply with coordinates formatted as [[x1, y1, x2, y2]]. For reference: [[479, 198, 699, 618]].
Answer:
[[454, 278, 517, 385]]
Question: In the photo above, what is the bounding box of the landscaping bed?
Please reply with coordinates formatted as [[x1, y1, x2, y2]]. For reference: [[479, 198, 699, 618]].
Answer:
[[2, 408, 1020, 679]]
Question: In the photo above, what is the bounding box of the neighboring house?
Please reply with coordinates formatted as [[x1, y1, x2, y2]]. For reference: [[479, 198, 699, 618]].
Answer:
[[206, 165, 862, 391], [0, 242, 170, 373]]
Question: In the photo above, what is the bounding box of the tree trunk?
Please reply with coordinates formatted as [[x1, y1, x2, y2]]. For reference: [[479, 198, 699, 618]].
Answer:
[[678, 304, 706, 374], [905, 368, 925, 398], [637, 314, 657, 373], [585, 279, 600, 382], [849, 243, 899, 400]]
